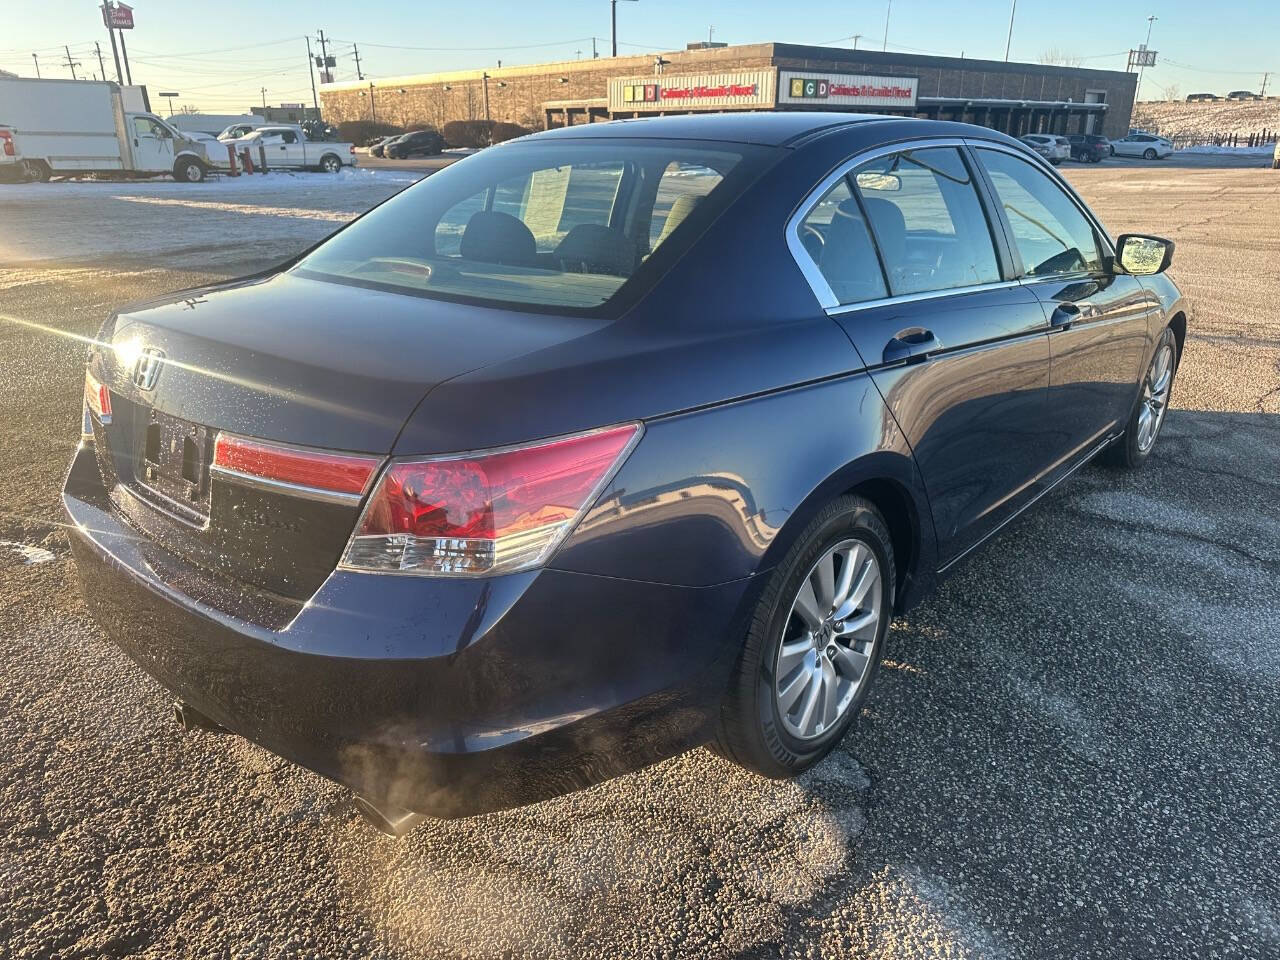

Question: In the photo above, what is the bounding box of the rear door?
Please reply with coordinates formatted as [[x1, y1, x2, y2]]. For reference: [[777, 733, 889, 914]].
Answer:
[[972, 145, 1157, 471], [794, 141, 1054, 566]]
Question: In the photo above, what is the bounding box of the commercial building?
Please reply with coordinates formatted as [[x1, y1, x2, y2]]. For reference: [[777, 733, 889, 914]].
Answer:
[[319, 42, 1137, 140]]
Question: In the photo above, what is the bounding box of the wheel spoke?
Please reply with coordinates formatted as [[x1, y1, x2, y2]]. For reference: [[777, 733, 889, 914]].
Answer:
[[1152, 366, 1172, 396], [834, 560, 878, 622], [820, 659, 840, 729], [811, 550, 836, 612], [1137, 406, 1153, 447], [777, 667, 811, 713], [777, 637, 811, 675], [831, 644, 870, 682], [793, 579, 823, 631], [831, 544, 861, 612], [797, 668, 823, 736], [836, 608, 879, 638]]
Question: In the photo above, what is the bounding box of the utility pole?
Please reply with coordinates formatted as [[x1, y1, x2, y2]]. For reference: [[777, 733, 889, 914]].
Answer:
[[1004, 0, 1017, 62], [261, 87, 267, 108], [317, 29, 330, 83], [482, 72, 491, 122], [1135, 14, 1157, 102], [851, 34, 863, 50], [353, 44, 363, 81], [1261, 72, 1271, 97], [63, 45, 81, 80], [94, 41, 107, 81], [592, 36, 598, 58], [31, 53, 40, 78], [708, 25, 714, 45], [305, 36, 319, 114], [882, 0, 892, 52]]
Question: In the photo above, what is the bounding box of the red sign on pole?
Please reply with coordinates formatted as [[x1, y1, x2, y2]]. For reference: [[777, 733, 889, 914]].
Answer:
[[101, 2, 135, 30]]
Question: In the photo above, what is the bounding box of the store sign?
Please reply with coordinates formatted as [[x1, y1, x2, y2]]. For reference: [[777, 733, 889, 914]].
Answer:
[[609, 71, 776, 112], [778, 71, 918, 109], [101, 2, 135, 29]]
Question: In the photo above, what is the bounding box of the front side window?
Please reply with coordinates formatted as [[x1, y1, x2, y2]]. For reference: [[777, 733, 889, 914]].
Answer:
[[295, 140, 766, 312], [976, 148, 1102, 277], [851, 147, 1001, 295]]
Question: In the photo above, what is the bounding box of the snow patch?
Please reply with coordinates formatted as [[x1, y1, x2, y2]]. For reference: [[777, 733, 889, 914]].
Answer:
[[1, 541, 55, 564]]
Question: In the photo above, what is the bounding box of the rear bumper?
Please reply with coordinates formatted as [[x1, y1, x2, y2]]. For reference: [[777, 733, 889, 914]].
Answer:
[[63, 443, 752, 817]]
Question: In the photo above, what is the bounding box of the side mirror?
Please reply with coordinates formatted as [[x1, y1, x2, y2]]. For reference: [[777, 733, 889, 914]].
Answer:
[[1115, 234, 1174, 276]]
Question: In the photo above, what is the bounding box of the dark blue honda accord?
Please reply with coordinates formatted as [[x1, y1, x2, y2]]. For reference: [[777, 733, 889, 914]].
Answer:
[[65, 113, 1188, 833]]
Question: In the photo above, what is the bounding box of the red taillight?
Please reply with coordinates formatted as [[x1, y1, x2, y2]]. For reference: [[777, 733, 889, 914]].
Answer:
[[212, 434, 382, 499], [0, 130, 13, 157], [342, 424, 641, 576], [84, 370, 112, 424], [348, 144, 356, 154]]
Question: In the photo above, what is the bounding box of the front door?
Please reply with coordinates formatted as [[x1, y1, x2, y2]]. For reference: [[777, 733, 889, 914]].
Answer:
[[973, 147, 1157, 471], [129, 116, 175, 173], [796, 144, 1055, 566]]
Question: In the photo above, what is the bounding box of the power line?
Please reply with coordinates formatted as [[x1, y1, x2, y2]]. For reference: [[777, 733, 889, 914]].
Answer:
[[326, 36, 594, 52]]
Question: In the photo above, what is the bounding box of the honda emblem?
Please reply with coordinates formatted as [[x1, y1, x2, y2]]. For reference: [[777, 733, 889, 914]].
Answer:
[[133, 348, 165, 391]]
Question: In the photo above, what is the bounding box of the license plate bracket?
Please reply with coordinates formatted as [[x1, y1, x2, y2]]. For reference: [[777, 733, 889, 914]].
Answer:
[[133, 410, 213, 525]]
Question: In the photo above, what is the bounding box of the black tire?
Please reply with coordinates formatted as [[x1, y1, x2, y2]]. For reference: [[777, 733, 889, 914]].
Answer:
[[174, 157, 206, 183], [1101, 326, 1179, 469], [1143, 148, 1158, 160], [710, 495, 896, 778], [319, 154, 342, 173]]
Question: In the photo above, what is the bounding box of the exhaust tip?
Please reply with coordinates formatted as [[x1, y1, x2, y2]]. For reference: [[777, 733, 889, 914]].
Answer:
[[353, 795, 425, 837], [173, 700, 224, 733]]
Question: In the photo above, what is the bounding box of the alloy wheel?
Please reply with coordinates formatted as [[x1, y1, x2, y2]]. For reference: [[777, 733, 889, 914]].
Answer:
[[773, 538, 882, 741], [1137, 341, 1174, 452]]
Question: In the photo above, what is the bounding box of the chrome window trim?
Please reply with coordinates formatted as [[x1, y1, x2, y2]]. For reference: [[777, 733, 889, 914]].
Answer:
[[785, 136, 1018, 313], [827, 279, 1026, 317], [965, 139, 1118, 261]]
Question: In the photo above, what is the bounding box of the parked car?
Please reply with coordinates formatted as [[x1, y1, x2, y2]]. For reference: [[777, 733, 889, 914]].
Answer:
[[1066, 133, 1110, 163], [1186, 93, 1219, 102], [369, 134, 403, 158], [1227, 90, 1260, 100], [1110, 133, 1174, 159], [1019, 134, 1070, 164], [385, 128, 445, 158], [229, 124, 357, 173], [217, 121, 267, 141], [65, 113, 1188, 834]]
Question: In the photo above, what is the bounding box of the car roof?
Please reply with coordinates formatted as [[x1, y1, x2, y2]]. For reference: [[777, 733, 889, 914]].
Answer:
[[529, 111, 896, 146]]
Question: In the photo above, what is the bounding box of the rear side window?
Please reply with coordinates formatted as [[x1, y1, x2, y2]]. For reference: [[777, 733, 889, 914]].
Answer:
[[976, 148, 1102, 277], [798, 179, 888, 306], [296, 140, 766, 313], [851, 147, 1001, 295]]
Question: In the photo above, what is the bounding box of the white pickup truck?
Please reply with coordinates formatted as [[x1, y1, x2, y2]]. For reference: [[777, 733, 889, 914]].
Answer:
[[219, 124, 357, 174], [0, 77, 215, 182]]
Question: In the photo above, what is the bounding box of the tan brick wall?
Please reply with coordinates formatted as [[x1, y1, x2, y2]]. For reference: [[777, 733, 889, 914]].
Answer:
[[320, 42, 1135, 139]]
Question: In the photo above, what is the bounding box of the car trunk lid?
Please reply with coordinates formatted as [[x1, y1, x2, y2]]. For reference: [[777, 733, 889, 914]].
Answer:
[[87, 271, 605, 599]]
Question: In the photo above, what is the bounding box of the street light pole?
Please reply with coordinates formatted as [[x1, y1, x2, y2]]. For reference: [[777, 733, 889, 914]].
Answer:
[[611, 0, 638, 57], [882, 0, 892, 52], [852, 34, 863, 51], [1004, 0, 1017, 62], [31, 53, 40, 78], [1136, 14, 1157, 101]]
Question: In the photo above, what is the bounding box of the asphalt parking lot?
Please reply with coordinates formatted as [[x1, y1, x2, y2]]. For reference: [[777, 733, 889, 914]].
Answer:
[[1, 155, 1277, 959]]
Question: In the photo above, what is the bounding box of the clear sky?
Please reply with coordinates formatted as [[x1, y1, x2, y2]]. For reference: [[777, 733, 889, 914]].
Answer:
[[2, 0, 1276, 113]]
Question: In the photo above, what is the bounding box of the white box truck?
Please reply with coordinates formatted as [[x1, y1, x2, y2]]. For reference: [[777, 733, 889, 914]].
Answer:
[[0, 77, 215, 182]]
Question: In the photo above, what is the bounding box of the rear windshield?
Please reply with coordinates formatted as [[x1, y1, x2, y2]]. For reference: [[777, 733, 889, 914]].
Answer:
[[294, 137, 771, 313]]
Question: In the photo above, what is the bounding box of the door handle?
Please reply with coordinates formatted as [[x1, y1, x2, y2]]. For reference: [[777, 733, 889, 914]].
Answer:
[[883, 327, 939, 365], [1050, 302, 1081, 330]]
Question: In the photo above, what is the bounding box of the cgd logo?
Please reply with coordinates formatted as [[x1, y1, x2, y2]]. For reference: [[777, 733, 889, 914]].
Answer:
[[790, 78, 830, 99]]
